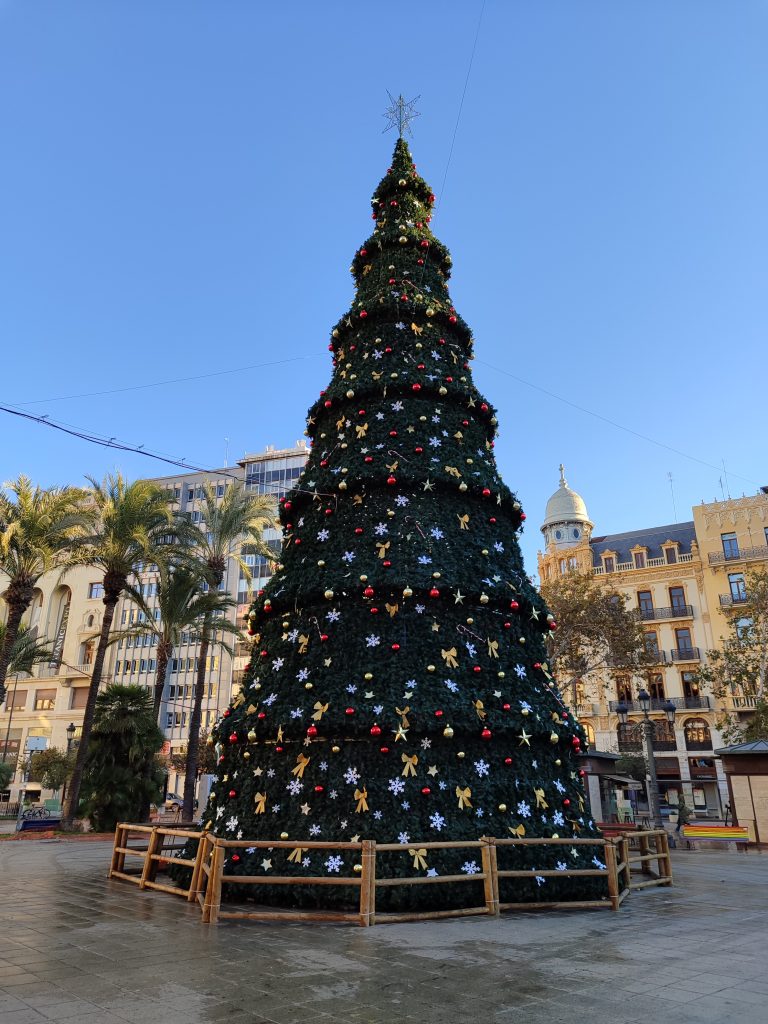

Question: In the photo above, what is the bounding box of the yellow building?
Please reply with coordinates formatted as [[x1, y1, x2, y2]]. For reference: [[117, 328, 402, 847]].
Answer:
[[538, 467, 736, 818], [0, 565, 105, 805]]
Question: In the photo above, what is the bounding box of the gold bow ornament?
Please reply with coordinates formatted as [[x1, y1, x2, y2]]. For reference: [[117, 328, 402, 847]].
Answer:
[[509, 823, 526, 838], [254, 792, 267, 814], [442, 647, 459, 669], [401, 753, 419, 777], [287, 847, 307, 864], [534, 788, 548, 809], [456, 785, 473, 810], [312, 701, 329, 721], [376, 541, 391, 559], [473, 699, 487, 721], [395, 705, 411, 728], [292, 753, 311, 779], [487, 638, 499, 659], [409, 848, 428, 870], [457, 514, 470, 530], [354, 787, 369, 813]]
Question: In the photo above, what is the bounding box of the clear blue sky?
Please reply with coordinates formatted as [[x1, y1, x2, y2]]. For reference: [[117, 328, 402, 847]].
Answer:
[[1, 1, 766, 571]]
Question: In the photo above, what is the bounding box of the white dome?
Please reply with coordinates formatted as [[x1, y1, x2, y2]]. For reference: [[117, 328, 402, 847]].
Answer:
[[542, 465, 591, 530]]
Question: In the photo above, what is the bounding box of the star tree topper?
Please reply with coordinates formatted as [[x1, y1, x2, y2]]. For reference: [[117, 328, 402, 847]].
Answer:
[[383, 91, 421, 138]]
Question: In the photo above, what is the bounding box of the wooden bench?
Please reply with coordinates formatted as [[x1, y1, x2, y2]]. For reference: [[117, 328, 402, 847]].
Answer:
[[682, 824, 749, 849], [598, 821, 639, 839]]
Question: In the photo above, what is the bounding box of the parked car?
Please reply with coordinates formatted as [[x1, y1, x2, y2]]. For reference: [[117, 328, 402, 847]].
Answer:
[[164, 792, 198, 812]]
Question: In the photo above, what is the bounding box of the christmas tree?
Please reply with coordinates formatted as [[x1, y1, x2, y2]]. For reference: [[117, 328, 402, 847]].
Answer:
[[205, 120, 604, 910]]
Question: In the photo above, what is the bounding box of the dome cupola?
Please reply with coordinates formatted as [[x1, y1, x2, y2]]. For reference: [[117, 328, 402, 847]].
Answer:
[[541, 465, 593, 549]]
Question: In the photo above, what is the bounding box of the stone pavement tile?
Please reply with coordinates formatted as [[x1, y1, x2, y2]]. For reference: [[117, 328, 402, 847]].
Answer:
[[674, 972, 742, 995], [0, 1009, 48, 1024], [0, 993, 29, 1013], [718, 987, 768, 1007], [36, 1000, 109, 1021]]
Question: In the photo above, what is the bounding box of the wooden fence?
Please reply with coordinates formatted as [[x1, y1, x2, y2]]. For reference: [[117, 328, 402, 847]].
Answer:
[[109, 825, 676, 924]]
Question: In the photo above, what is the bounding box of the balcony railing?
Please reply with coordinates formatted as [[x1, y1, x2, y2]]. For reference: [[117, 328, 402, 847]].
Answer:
[[670, 647, 700, 662], [609, 696, 712, 713], [719, 593, 749, 607], [708, 545, 768, 565], [685, 738, 713, 751], [726, 694, 760, 710], [638, 605, 694, 621], [617, 737, 677, 753], [593, 552, 693, 575]]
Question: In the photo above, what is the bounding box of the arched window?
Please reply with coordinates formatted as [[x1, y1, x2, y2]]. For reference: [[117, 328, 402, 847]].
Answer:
[[684, 718, 711, 751], [583, 722, 595, 748]]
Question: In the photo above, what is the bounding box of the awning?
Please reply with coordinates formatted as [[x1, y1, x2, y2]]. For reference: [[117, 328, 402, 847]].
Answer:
[[603, 774, 643, 790]]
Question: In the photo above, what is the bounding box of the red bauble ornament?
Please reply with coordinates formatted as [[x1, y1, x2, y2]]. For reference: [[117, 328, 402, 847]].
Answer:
[[325, 508, 333, 516], [284, 501, 292, 511], [503, 703, 511, 711], [504, 622, 511, 629], [345, 707, 355, 716], [380, 746, 390, 754], [355, 527, 364, 535], [414, 446, 423, 453], [364, 586, 375, 598], [387, 476, 397, 486], [320, 633, 329, 642], [370, 607, 379, 614], [473, 666, 481, 674], [489, 517, 497, 524], [482, 488, 491, 498], [364, 456, 373, 463], [389, 430, 398, 437], [324, 400, 332, 408], [229, 732, 238, 743], [275, 745, 284, 753], [533, 662, 542, 670], [358, 409, 366, 416], [260, 650, 268, 658], [231, 853, 241, 863], [549, 621, 558, 631], [420, 240, 429, 248], [228, 789, 237, 798], [421, 786, 431, 795], [510, 600, 519, 611], [520, 513, 527, 521], [563, 798, 571, 807], [448, 315, 457, 324], [417, 258, 424, 265], [370, 724, 382, 736], [307, 725, 318, 738], [429, 587, 440, 598], [257, 711, 266, 719], [360, 310, 368, 318], [434, 709, 444, 717], [223, 709, 230, 717], [294, 538, 301, 545], [391, 642, 400, 651], [412, 383, 422, 392], [481, 727, 492, 740], [480, 403, 489, 413], [314, 784, 325, 793], [445, 376, 453, 383], [504, 757, 513, 765]]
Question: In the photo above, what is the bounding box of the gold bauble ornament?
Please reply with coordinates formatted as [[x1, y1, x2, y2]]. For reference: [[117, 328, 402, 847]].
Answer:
[[399, 235, 407, 243], [521, 708, 529, 716], [457, 751, 465, 759], [338, 481, 347, 491], [497, 671, 505, 679], [341, 467, 348, 474], [247, 730, 257, 742], [439, 387, 447, 396], [332, 745, 341, 753], [324, 589, 334, 599], [550, 732, 559, 744], [427, 664, 436, 673], [552, 834, 559, 839], [280, 832, 289, 840], [282, 621, 289, 629], [403, 586, 413, 598], [305, 682, 313, 690], [318, 560, 326, 567], [432, 571, 441, 579], [481, 549, 489, 556], [555, 758, 562, 766], [243, 751, 250, 760], [353, 863, 363, 874], [466, 617, 474, 624], [443, 725, 454, 739], [341, 442, 348, 450], [398, 178, 407, 186], [253, 682, 261, 690], [498, 804, 507, 812], [387, 509, 395, 518], [360, 574, 368, 582], [419, 415, 427, 421], [459, 482, 468, 492], [364, 672, 373, 681], [479, 593, 489, 604], [332, 328, 339, 338], [426, 308, 434, 317], [346, 390, 355, 399]]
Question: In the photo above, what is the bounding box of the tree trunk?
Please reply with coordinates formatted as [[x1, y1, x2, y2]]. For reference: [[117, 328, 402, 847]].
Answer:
[[182, 618, 210, 821], [153, 641, 172, 717], [0, 597, 29, 705], [61, 588, 119, 828]]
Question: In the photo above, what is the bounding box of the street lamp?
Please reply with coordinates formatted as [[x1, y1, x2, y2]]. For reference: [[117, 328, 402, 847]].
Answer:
[[66, 723, 76, 752], [634, 689, 677, 827]]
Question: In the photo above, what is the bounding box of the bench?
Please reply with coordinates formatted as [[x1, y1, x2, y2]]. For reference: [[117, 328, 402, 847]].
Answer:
[[19, 818, 60, 832], [682, 824, 749, 849], [598, 821, 639, 839]]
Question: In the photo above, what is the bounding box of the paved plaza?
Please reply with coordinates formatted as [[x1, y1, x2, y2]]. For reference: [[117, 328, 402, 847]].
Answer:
[[0, 841, 766, 1024]]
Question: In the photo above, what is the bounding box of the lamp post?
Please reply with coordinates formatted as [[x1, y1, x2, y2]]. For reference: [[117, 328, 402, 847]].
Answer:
[[618, 692, 676, 827], [61, 723, 77, 809]]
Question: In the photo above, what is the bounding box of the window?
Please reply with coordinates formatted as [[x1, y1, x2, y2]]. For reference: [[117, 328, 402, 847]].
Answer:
[[681, 672, 700, 699], [664, 546, 678, 564], [721, 532, 739, 559], [583, 722, 595, 747], [5, 689, 27, 711], [669, 586, 686, 613], [729, 573, 747, 602], [33, 689, 56, 711], [675, 627, 693, 652], [88, 582, 104, 599], [764, 527, 768, 546], [637, 590, 654, 617], [649, 674, 665, 700], [615, 678, 632, 703], [633, 551, 646, 569], [684, 718, 711, 750], [121, 610, 127, 624], [736, 617, 753, 641], [191, 510, 201, 523], [115, 660, 122, 674], [603, 556, 615, 573], [139, 659, 147, 673], [70, 688, 89, 710], [174, 486, 181, 499], [186, 488, 194, 503], [568, 556, 578, 570], [216, 484, 225, 497], [644, 631, 659, 657]]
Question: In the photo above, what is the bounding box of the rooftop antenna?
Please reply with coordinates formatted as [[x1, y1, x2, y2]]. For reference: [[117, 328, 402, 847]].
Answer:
[[667, 472, 677, 521], [224, 438, 230, 468], [721, 459, 731, 499]]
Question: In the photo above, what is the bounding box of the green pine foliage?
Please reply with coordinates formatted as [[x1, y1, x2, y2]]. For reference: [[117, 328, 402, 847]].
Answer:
[[202, 138, 604, 910], [79, 684, 165, 831]]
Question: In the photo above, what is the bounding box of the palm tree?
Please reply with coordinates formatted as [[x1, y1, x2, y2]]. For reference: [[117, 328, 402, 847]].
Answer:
[[108, 562, 240, 717], [79, 684, 165, 832], [0, 625, 56, 765], [0, 477, 84, 703], [61, 474, 175, 827], [180, 481, 275, 820]]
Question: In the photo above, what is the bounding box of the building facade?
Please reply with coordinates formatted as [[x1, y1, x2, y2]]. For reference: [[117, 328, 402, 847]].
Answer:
[[0, 442, 308, 805], [538, 470, 768, 819]]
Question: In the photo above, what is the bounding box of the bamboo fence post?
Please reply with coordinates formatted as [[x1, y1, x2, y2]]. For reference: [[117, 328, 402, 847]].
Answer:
[[639, 832, 652, 875], [656, 831, 673, 884], [481, 837, 499, 916], [108, 825, 123, 877], [604, 841, 619, 912], [139, 827, 160, 889], [204, 841, 225, 925], [619, 836, 631, 893], [187, 833, 206, 903], [359, 840, 375, 927]]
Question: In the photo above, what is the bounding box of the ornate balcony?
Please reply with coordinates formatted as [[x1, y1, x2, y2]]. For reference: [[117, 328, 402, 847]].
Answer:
[[609, 696, 712, 713], [719, 593, 749, 607], [708, 545, 768, 565], [670, 647, 700, 662], [638, 605, 694, 621]]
